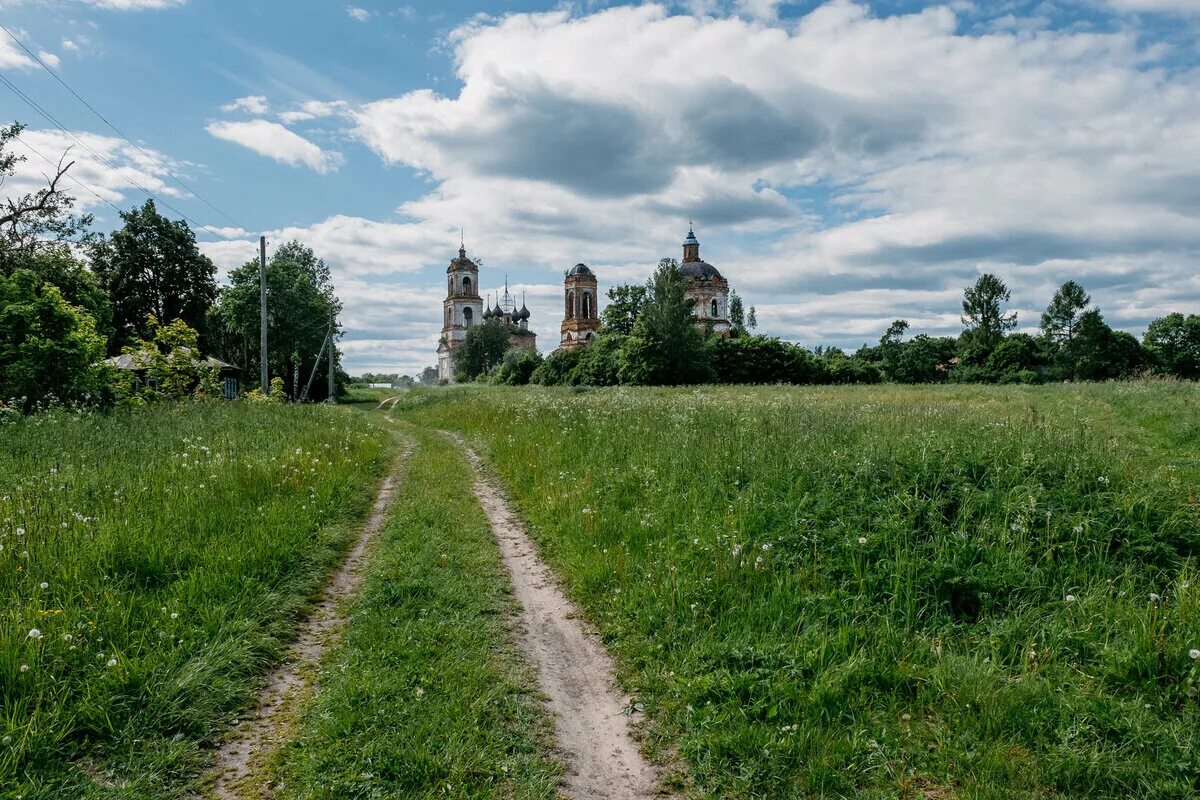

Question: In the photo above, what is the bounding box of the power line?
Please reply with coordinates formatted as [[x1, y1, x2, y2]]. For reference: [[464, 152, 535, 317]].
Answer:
[[0, 23, 246, 231], [9, 129, 126, 217], [0, 71, 252, 253]]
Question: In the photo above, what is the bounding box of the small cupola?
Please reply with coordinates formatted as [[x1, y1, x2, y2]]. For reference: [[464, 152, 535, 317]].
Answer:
[[683, 225, 700, 262]]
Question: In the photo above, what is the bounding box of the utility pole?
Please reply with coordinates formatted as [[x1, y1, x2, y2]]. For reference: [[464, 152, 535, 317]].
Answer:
[[327, 307, 336, 403], [259, 236, 269, 395]]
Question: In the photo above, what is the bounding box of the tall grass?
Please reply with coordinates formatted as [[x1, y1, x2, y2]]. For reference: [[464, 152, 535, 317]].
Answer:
[[1, 403, 389, 799], [399, 382, 1200, 799]]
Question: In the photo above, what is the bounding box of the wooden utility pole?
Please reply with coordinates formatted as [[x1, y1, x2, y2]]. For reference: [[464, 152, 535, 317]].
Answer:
[[327, 308, 336, 403], [259, 236, 269, 395]]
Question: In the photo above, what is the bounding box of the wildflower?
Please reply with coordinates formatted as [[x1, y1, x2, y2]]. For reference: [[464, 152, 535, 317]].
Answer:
[[39, 582, 48, 590], [1190, 649, 1200, 660], [1149, 593, 1161, 603], [15, 527, 24, 536], [1072, 525, 1083, 534], [1065, 595, 1076, 603], [761, 543, 772, 551], [731, 544, 743, 557], [170, 612, 178, 620], [858, 537, 868, 545], [106, 658, 117, 668], [19, 665, 28, 673], [26, 628, 42, 640], [62, 634, 72, 642], [414, 687, 425, 698], [692, 538, 700, 545], [1, 736, 10, 745]]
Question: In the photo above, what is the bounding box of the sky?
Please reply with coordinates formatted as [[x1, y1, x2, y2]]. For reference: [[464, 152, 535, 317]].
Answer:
[[1, 0, 1198, 376]]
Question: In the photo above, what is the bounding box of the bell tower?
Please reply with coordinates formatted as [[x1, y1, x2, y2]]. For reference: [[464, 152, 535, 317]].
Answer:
[[436, 243, 484, 382], [559, 263, 601, 349]]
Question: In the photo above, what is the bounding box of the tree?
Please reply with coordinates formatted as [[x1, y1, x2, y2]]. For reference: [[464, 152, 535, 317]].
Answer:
[[574, 333, 625, 386], [601, 284, 647, 335], [747, 306, 758, 330], [986, 332, 1048, 383], [530, 346, 583, 386], [90, 199, 217, 352], [1143, 313, 1200, 380], [418, 366, 438, 385], [1041, 281, 1090, 344], [619, 259, 713, 385], [729, 291, 745, 331], [708, 335, 822, 385], [961, 273, 1016, 358], [452, 318, 511, 381], [0, 123, 93, 253], [1067, 309, 1148, 381], [878, 319, 910, 381], [211, 240, 340, 398], [113, 316, 220, 402], [489, 347, 544, 385], [0, 269, 110, 409]]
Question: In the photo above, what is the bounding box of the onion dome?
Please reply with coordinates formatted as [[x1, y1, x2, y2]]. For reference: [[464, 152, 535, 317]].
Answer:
[[492, 301, 504, 317], [683, 227, 699, 246], [518, 303, 530, 320], [568, 262, 594, 277]]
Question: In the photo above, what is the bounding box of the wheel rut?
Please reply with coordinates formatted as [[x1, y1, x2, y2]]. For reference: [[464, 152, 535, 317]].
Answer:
[[458, 439, 664, 800], [200, 442, 410, 799]]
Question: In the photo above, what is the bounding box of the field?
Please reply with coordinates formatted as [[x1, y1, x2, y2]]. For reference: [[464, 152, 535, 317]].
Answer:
[[395, 382, 1200, 799], [1, 403, 390, 798], [3, 383, 1198, 799]]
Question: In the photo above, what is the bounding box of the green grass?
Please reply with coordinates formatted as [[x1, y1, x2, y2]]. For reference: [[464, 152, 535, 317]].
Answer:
[[339, 387, 398, 405], [0, 402, 391, 799], [396, 382, 1200, 800], [267, 422, 560, 799]]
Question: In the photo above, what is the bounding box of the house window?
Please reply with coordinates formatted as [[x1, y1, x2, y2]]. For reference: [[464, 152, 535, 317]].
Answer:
[[463, 306, 473, 326], [223, 376, 238, 400]]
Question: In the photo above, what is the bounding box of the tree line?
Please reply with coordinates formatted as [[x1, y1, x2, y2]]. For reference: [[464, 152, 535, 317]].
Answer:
[[0, 123, 343, 412], [452, 259, 1198, 387]]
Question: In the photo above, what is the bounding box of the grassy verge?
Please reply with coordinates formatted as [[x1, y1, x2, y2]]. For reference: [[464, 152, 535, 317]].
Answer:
[[397, 382, 1200, 800], [267, 422, 560, 799], [1, 402, 390, 799]]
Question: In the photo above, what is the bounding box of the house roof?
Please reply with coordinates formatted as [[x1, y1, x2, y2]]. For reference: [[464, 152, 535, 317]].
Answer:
[[106, 347, 239, 371]]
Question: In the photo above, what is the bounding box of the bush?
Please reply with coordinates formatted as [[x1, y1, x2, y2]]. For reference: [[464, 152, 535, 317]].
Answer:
[[709, 335, 823, 384], [530, 347, 583, 385], [490, 348, 544, 385]]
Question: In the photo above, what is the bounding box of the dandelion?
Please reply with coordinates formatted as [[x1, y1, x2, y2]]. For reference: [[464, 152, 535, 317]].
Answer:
[[857, 536, 868, 545], [1190, 649, 1200, 660], [106, 658, 117, 668], [19, 664, 29, 673], [15, 527, 24, 536], [170, 612, 178, 619], [731, 544, 743, 557], [1072, 525, 1084, 534], [1149, 593, 1161, 603], [39, 582, 48, 590], [761, 543, 772, 551], [1065, 595, 1076, 603], [26, 628, 42, 640], [1, 736, 10, 745], [61, 634, 72, 642]]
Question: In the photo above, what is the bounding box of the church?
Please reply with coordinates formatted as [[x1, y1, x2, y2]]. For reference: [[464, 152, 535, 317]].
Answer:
[[435, 226, 731, 380], [436, 244, 535, 382]]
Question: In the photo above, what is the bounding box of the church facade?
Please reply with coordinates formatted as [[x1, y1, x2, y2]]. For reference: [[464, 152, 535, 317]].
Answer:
[[437, 245, 535, 382]]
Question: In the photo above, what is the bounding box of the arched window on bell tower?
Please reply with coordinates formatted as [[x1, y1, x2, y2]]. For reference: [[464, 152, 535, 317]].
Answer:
[[463, 276, 472, 295], [566, 290, 575, 319], [463, 306, 473, 327], [711, 298, 719, 318], [583, 292, 592, 319]]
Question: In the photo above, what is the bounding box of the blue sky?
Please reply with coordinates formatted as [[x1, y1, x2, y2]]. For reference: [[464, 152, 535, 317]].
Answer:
[[2, 0, 1198, 374]]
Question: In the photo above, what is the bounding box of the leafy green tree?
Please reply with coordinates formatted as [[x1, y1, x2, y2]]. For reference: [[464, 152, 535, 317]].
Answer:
[[1067, 309, 1148, 381], [489, 347, 544, 385], [729, 291, 745, 331], [709, 335, 822, 384], [211, 240, 340, 398], [0, 269, 110, 409], [1041, 281, 1090, 344], [601, 284, 647, 335], [747, 306, 757, 330], [986, 332, 1048, 383], [530, 346, 583, 385], [619, 259, 713, 385], [452, 318, 511, 381], [1144, 313, 1200, 379], [960, 273, 1016, 362], [878, 320, 910, 381], [574, 333, 626, 386], [113, 316, 220, 402], [418, 366, 439, 385], [90, 199, 217, 352]]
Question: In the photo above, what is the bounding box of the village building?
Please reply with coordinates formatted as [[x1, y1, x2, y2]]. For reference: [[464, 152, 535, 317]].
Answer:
[[106, 349, 240, 399], [559, 263, 601, 349], [437, 244, 535, 382]]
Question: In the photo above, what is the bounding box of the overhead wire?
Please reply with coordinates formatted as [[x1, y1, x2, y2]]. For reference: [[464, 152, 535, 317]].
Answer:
[[0, 22, 245, 231]]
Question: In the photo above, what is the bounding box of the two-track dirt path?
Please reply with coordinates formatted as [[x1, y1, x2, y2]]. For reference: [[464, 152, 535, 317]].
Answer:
[[460, 440, 664, 800], [202, 444, 409, 799]]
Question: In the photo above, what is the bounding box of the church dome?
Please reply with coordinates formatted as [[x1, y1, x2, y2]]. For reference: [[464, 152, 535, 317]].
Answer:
[[518, 303, 530, 320], [568, 263, 594, 277], [448, 245, 477, 273], [492, 302, 504, 317], [679, 260, 724, 281]]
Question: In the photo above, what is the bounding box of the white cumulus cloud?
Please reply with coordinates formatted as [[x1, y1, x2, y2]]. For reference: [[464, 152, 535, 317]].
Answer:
[[220, 95, 270, 115], [206, 119, 343, 174]]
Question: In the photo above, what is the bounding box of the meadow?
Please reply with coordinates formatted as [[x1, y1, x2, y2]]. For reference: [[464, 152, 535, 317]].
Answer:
[[396, 382, 1200, 800], [1, 403, 391, 799]]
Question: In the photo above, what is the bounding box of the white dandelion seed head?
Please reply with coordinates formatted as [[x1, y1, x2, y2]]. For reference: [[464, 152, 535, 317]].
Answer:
[[1189, 649, 1200, 660], [106, 658, 117, 668], [858, 537, 868, 545], [15, 528, 24, 536], [1150, 593, 1161, 602], [26, 628, 41, 640], [19, 664, 29, 673], [1065, 595, 1076, 603], [39, 582, 48, 590]]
